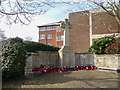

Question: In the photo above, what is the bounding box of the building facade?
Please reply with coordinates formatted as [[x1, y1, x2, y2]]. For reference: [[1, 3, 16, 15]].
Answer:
[[38, 22, 64, 48], [69, 8, 120, 53], [38, 8, 119, 53]]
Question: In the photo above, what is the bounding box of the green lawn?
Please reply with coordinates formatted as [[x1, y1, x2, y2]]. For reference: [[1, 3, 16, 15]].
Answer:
[[3, 70, 119, 88]]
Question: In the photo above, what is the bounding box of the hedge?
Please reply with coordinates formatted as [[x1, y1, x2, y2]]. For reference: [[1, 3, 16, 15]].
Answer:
[[24, 41, 60, 53]]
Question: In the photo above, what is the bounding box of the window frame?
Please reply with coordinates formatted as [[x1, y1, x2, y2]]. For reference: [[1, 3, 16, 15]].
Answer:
[[47, 34, 52, 39], [57, 36, 61, 41], [47, 42, 52, 46], [57, 27, 61, 32], [40, 34, 45, 39]]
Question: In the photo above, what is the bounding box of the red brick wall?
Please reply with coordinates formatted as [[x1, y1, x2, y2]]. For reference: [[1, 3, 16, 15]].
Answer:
[[39, 30, 57, 46], [38, 25, 64, 47], [69, 11, 90, 53], [56, 26, 64, 47], [92, 12, 119, 34], [69, 10, 119, 53]]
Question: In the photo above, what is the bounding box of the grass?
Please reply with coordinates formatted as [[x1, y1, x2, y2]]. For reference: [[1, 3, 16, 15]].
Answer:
[[2, 70, 119, 88]]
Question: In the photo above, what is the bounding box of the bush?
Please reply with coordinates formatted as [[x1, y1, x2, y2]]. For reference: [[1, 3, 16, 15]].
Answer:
[[105, 41, 120, 54], [2, 37, 27, 80], [2, 37, 60, 80], [88, 34, 117, 54], [24, 41, 60, 52]]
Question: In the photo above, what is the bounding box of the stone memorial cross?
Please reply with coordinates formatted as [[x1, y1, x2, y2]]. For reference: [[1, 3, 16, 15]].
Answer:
[[60, 19, 72, 46]]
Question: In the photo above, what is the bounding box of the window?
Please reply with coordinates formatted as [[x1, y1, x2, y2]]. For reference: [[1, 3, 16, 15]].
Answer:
[[39, 26, 56, 31], [57, 36, 61, 41], [57, 45, 61, 48], [47, 34, 52, 39], [61, 36, 64, 41], [39, 27, 45, 31], [40, 34, 45, 39], [57, 27, 61, 32], [41, 42, 45, 44], [47, 42, 52, 46], [52, 26, 56, 30]]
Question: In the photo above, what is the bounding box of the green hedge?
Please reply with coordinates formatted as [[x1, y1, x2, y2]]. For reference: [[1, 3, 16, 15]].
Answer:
[[2, 37, 60, 80], [24, 41, 60, 53]]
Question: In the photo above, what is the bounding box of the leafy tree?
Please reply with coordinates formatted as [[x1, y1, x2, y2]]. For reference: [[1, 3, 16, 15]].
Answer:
[[88, 34, 117, 54], [2, 37, 27, 80]]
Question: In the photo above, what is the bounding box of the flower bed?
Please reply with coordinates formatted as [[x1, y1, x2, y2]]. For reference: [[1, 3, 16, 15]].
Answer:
[[32, 64, 97, 74]]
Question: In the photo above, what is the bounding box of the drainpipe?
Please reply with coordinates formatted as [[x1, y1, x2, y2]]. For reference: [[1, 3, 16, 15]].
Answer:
[[89, 11, 92, 46]]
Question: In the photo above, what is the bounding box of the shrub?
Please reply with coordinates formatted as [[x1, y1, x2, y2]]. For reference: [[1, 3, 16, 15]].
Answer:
[[24, 41, 60, 52], [88, 34, 117, 54], [2, 37, 27, 80], [105, 41, 120, 54]]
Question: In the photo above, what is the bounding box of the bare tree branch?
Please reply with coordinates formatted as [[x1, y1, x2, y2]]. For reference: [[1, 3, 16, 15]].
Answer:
[[0, 0, 56, 25]]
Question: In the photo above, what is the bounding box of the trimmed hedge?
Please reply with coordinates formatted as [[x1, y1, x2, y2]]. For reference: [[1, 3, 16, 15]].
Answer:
[[24, 41, 60, 53]]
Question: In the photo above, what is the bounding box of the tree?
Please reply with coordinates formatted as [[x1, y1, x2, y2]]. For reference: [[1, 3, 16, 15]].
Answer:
[[60, 0, 119, 33], [2, 37, 27, 79], [93, 0, 120, 25], [88, 34, 117, 54], [25, 36, 32, 41], [0, 0, 119, 25], [0, 29, 7, 50], [0, 0, 57, 25], [0, 29, 7, 41]]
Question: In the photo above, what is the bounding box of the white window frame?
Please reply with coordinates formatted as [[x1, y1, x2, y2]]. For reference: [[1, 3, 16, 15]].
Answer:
[[47, 34, 52, 39], [61, 36, 64, 41], [39, 27, 45, 31], [40, 34, 45, 39], [47, 42, 52, 46], [57, 27, 61, 32], [57, 36, 61, 41]]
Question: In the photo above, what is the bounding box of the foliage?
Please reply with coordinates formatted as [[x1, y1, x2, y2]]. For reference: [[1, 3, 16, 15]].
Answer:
[[105, 41, 120, 54], [2, 37, 27, 80], [88, 34, 117, 54], [2, 37, 59, 80], [24, 41, 60, 53]]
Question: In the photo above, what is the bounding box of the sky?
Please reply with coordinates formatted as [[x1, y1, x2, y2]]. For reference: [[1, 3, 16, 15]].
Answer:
[[0, 3, 71, 42], [0, 1, 97, 42]]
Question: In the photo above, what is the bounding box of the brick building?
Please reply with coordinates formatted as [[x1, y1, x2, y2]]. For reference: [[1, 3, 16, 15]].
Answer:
[[38, 22, 64, 48], [38, 8, 119, 53], [69, 8, 120, 53]]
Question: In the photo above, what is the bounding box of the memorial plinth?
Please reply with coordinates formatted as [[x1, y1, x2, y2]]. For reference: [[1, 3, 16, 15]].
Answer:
[[59, 46, 75, 68], [58, 19, 75, 68]]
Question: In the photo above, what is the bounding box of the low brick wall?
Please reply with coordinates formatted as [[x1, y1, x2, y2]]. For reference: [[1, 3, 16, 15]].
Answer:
[[94, 54, 120, 71]]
